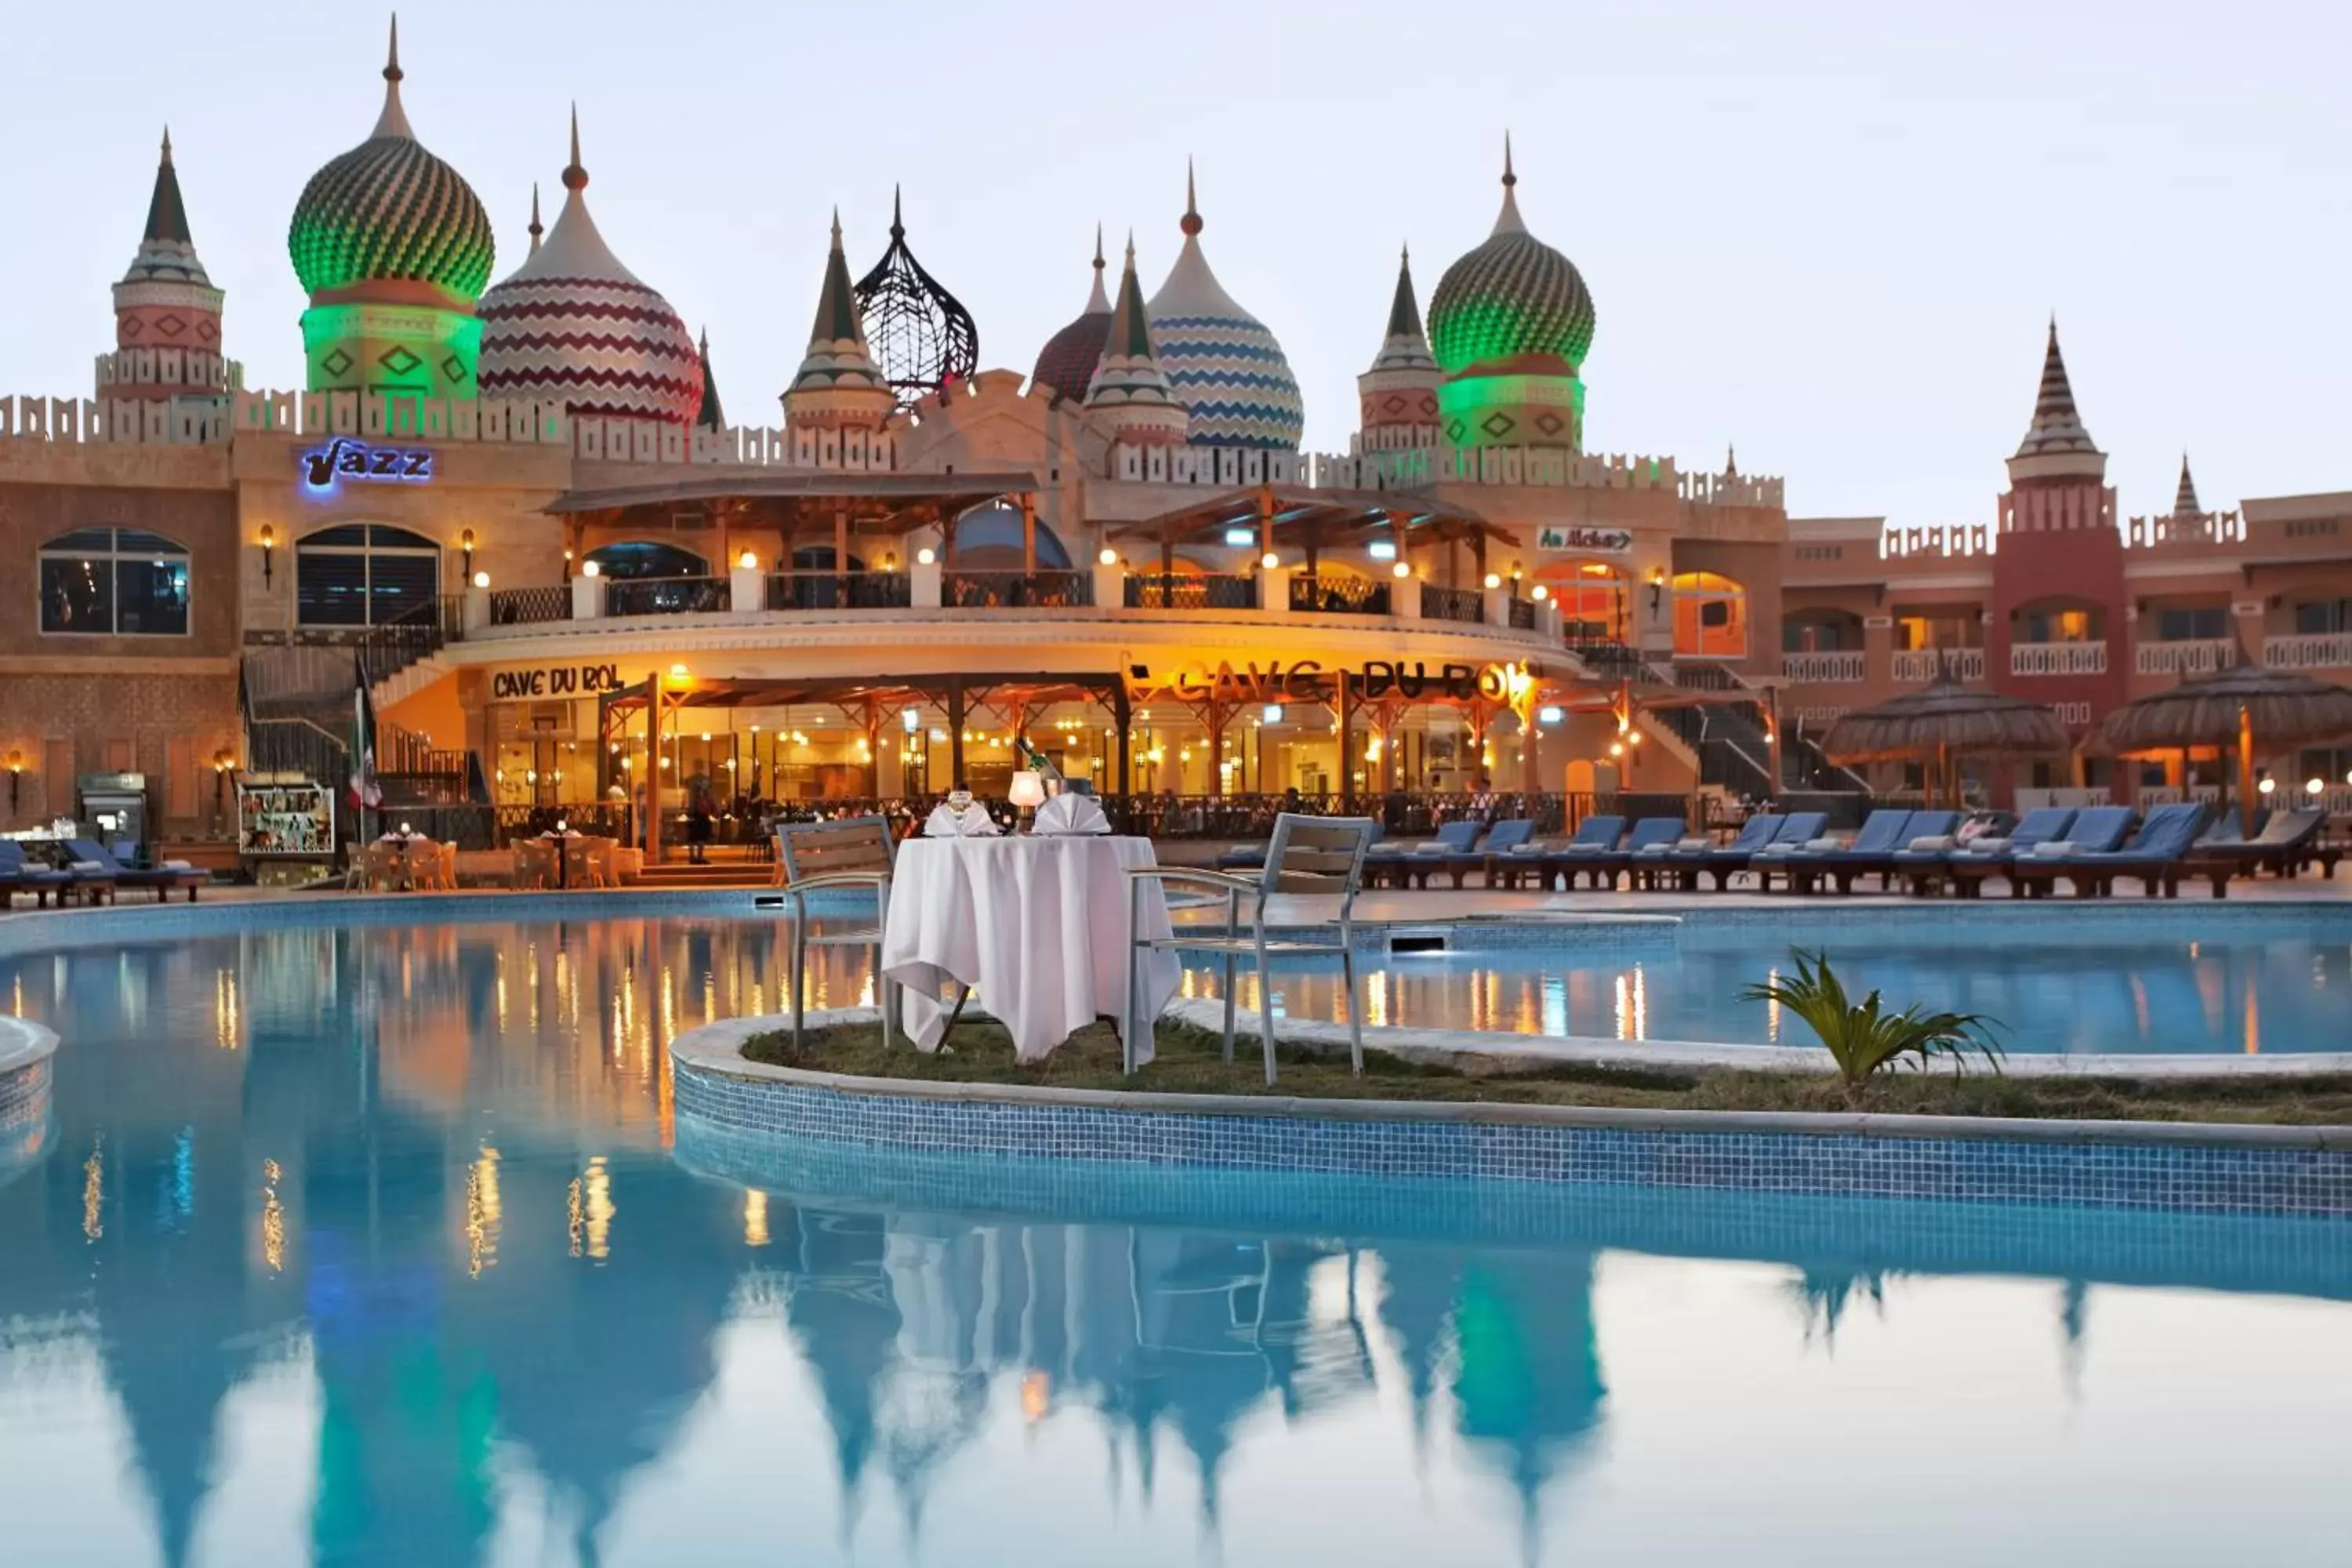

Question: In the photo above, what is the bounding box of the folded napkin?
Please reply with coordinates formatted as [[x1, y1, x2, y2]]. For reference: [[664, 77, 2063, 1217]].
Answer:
[[68, 859, 107, 873], [1675, 836, 1714, 851], [1907, 834, 1958, 852], [1033, 792, 1110, 834], [2029, 840, 2077, 858], [924, 802, 1003, 837]]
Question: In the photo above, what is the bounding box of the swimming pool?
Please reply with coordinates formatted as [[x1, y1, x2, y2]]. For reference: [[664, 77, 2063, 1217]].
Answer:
[[1176, 905, 2352, 1054], [1, 909, 2347, 1564]]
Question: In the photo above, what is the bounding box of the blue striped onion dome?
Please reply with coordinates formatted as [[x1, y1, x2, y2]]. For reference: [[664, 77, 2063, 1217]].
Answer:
[[1144, 198, 1303, 451]]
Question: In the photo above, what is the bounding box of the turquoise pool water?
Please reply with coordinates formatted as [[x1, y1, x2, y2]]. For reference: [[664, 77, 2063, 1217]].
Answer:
[[1, 912, 2349, 1565], [1181, 907, 2352, 1054]]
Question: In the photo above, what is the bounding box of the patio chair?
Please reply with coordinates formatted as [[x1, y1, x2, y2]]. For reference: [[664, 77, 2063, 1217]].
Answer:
[[1766, 809, 1912, 894], [64, 839, 205, 902], [775, 816, 902, 1051], [1650, 812, 1775, 891], [1392, 818, 1486, 889], [1425, 817, 1535, 889], [1593, 816, 1691, 891], [1987, 805, 2140, 897], [1698, 811, 1827, 891], [1506, 815, 1624, 890], [1896, 806, 2074, 895], [2195, 808, 2325, 881], [510, 840, 556, 891], [2042, 802, 2214, 898], [49, 843, 117, 906], [1800, 809, 1962, 895], [0, 841, 74, 908], [1123, 812, 1376, 1083]]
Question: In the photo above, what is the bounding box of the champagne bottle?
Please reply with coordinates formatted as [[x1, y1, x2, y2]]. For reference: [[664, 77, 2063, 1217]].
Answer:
[[1014, 734, 1062, 786]]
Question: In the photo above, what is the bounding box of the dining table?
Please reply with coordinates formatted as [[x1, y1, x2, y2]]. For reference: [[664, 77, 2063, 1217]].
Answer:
[[879, 833, 1179, 1064]]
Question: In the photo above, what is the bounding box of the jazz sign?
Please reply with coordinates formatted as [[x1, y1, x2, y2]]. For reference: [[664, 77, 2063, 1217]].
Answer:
[[299, 437, 435, 492]]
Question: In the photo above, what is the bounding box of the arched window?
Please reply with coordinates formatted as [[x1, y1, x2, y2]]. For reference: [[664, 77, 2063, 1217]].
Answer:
[[1671, 571, 1748, 658], [584, 541, 710, 580], [39, 528, 191, 636], [949, 504, 1070, 570], [296, 524, 441, 627]]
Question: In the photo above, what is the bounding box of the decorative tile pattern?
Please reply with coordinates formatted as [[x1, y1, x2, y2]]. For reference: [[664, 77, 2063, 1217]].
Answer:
[[671, 1059, 2352, 1221]]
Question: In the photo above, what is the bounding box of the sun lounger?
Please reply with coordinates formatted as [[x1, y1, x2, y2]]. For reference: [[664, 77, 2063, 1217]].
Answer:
[[2193, 808, 2325, 881], [1387, 818, 1486, 889], [1587, 816, 1691, 891], [0, 841, 74, 908], [2026, 802, 2212, 898], [1645, 812, 1776, 891], [1992, 805, 2147, 897], [1679, 811, 1825, 891], [1495, 815, 1622, 890], [1770, 808, 1913, 894], [1739, 811, 1838, 891], [1896, 806, 2074, 895], [1788, 809, 1963, 894], [1427, 817, 1537, 889], [65, 838, 206, 902]]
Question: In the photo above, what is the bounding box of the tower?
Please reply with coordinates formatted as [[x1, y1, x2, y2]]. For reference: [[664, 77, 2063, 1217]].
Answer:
[[1084, 236, 1189, 447], [782, 212, 896, 434], [101, 129, 230, 405], [287, 19, 495, 401], [1356, 245, 1440, 451]]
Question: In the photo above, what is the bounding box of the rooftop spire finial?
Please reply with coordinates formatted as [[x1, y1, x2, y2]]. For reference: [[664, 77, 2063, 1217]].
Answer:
[[1181, 158, 1202, 238], [1490, 134, 1528, 236], [527, 182, 543, 252], [1094, 222, 1105, 271], [370, 13, 415, 140], [160, 126, 173, 165], [1503, 130, 1516, 188], [891, 183, 904, 240], [563, 103, 586, 193]]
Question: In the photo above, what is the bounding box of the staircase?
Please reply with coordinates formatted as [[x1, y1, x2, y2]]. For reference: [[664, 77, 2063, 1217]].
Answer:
[[630, 859, 777, 890], [1566, 641, 1870, 799]]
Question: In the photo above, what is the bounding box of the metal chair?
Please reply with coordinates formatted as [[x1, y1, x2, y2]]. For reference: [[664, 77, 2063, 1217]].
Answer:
[[775, 816, 899, 1051], [1123, 812, 1376, 1083]]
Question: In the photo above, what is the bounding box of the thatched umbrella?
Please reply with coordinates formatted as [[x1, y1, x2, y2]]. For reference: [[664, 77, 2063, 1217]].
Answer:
[[2095, 662, 2352, 834], [1820, 675, 2071, 806]]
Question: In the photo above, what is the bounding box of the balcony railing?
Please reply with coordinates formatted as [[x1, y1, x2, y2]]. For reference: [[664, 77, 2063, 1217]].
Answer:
[[943, 570, 1093, 608], [763, 571, 911, 612], [488, 586, 572, 626], [1781, 650, 1866, 684], [2009, 641, 2107, 677], [1891, 648, 1985, 682], [1290, 575, 1391, 615], [2135, 638, 2237, 677], [606, 576, 731, 616], [2264, 632, 2352, 670], [1122, 573, 1258, 611], [1421, 583, 1485, 624]]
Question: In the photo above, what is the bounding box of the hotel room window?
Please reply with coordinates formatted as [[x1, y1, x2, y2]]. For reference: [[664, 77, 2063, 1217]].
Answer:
[[38, 528, 191, 635]]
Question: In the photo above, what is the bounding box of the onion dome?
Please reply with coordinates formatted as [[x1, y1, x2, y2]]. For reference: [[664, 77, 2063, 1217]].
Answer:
[[1428, 137, 1595, 375], [287, 19, 494, 303], [851, 187, 978, 408], [1145, 164, 1304, 450], [1031, 226, 1112, 404], [2007, 318, 2107, 483], [1084, 235, 1189, 445], [477, 110, 703, 425], [784, 211, 896, 430]]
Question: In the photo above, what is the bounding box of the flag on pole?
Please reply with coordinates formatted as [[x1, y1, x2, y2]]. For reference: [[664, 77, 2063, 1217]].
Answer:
[[348, 655, 382, 811]]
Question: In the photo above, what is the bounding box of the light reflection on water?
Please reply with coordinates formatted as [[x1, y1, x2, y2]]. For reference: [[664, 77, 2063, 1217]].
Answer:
[[0, 914, 2347, 1566]]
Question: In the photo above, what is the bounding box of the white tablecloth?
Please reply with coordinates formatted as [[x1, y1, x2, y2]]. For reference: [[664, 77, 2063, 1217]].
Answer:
[[880, 834, 1179, 1064]]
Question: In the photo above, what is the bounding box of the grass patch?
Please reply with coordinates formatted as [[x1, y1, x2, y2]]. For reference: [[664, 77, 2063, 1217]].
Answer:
[[739, 1018, 2352, 1127]]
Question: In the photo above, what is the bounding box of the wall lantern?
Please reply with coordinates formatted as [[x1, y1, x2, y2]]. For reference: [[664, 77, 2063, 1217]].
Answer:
[[460, 528, 477, 580], [259, 525, 275, 586]]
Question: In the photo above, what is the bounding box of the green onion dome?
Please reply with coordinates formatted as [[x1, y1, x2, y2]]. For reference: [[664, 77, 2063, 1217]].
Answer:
[[1428, 145, 1595, 373], [287, 24, 493, 302]]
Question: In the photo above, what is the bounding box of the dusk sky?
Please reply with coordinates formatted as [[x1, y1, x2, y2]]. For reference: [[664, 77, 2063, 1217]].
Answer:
[[2, 0, 2343, 526]]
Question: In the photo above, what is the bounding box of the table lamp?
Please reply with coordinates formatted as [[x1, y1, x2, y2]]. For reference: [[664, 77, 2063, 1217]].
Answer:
[[1008, 770, 1046, 832]]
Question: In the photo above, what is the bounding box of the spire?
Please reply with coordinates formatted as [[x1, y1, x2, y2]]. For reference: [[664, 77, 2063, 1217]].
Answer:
[[812, 209, 863, 345], [372, 14, 415, 140], [785, 209, 892, 426], [142, 127, 191, 245], [1181, 158, 1202, 238], [1493, 132, 1527, 237], [1385, 244, 1424, 340], [1725, 443, 1738, 476], [1084, 234, 1189, 442], [890, 183, 904, 241], [527, 183, 543, 253], [2012, 317, 2101, 462], [2174, 452, 2201, 517], [1086, 223, 1109, 313], [564, 102, 586, 192], [1107, 235, 1154, 359], [696, 328, 725, 430]]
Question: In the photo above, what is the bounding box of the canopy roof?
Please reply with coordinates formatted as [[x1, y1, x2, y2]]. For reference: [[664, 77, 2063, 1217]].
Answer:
[[548, 471, 1039, 533], [1107, 485, 1498, 551], [2095, 662, 2352, 754], [1820, 676, 2071, 764]]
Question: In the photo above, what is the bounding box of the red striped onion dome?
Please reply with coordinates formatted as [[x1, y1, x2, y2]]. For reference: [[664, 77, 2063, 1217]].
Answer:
[[477, 142, 702, 425], [1031, 233, 1112, 403]]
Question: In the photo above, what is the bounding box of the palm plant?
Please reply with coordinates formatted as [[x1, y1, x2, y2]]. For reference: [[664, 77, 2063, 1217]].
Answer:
[[1743, 949, 2003, 1099]]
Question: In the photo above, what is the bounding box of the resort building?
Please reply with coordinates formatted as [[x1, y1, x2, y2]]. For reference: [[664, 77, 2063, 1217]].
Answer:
[[2, 24, 2347, 866]]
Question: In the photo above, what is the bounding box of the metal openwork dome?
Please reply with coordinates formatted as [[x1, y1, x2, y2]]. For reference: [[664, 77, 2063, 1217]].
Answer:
[[851, 187, 978, 408]]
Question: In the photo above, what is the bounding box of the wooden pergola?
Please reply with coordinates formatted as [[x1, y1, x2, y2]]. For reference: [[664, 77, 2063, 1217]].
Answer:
[[1104, 484, 1508, 586], [546, 470, 1046, 575]]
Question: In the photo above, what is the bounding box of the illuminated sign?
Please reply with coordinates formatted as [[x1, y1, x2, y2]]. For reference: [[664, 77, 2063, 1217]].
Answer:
[[1127, 659, 1531, 704], [1536, 525, 1632, 554], [299, 437, 435, 492], [491, 662, 624, 700]]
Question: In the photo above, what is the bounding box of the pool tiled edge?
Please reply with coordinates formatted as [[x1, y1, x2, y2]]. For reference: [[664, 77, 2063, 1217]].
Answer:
[[0, 1018, 57, 1190], [669, 1015, 2352, 1219]]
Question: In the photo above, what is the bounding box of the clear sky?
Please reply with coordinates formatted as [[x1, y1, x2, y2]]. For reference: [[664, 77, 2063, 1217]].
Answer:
[[2, 0, 2343, 526]]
